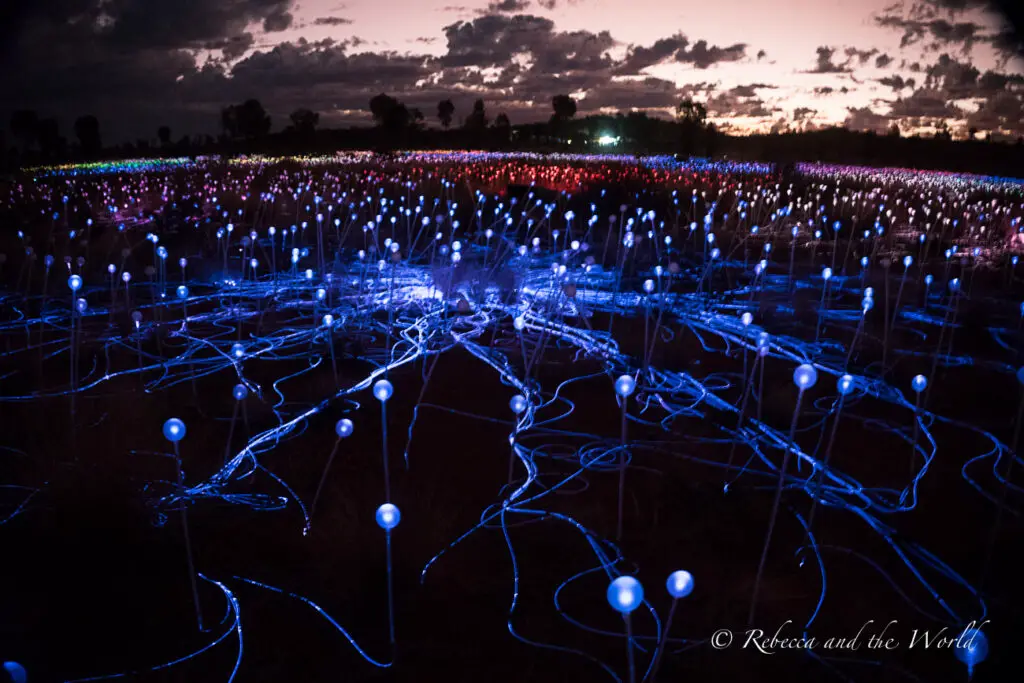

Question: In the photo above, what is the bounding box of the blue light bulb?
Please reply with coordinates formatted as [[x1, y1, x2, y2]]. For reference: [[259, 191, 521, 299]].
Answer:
[[607, 576, 643, 614], [233, 384, 248, 401], [911, 375, 927, 393], [68, 274, 82, 291], [335, 418, 354, 438], [177, 285, 189, 299], [615, 375, 636, 397], [793, 364, 818, 389], [510, 395, 528, 414], [666, 570, 694, 599], [163, 418, 186, 443], [741, 312, 753, 326], [373, 379, 394, 402], [954, 628, 988, 678], [231, 343, 245, 359], [837, 374, 855, 396], [3, 662, 27, 683], [376, 503, 401, 530]]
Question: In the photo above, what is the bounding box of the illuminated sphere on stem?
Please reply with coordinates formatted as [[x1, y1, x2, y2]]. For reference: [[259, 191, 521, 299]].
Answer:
[[232, 384, 248, 401], [606, 576, 644, 614], [741, 312, 753, 326], [837, 374, 855, 396], [163, 418, 186, 443], [335, 418, 354, 438], [666, 570, 694, 599], [68, 274, 82, 291], [373, 379, 394, 403], [231, 343, 245, 359], [176, 285, 189, 299], [375, 503, 401, 530], [793, 364, 818, 390], [510, 394, 528, 414], [911, 375, 927, 393], [614, 375, 636, 398], [954, 628, 988, 673]]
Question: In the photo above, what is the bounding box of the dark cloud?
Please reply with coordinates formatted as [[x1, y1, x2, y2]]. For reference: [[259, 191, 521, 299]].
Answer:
[[617, 33, 746, 73], [485, 0, 531, 13], [845, 47, 879, 65], [705, 85, 774, 119], [809, 46, 851, 73], [878, 74, 917, 91], [875, 53, 894, 68], [314, 17, 354, 26], [844, 106, 893, 133]]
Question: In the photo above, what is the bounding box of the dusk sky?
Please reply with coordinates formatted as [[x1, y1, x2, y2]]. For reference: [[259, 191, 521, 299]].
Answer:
[[4, 0, 1024, 142]]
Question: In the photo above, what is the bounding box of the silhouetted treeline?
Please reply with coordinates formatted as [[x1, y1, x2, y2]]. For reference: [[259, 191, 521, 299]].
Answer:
[[5, 94, 1024, 178]]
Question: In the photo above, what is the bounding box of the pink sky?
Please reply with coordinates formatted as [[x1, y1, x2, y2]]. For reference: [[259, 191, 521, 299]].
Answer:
[[220, 0, 1024, 134]]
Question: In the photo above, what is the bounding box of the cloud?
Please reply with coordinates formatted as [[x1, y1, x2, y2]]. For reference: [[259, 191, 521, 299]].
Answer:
[[844, 106, 893, 133], [878, 74, 917, 91], [314, 17, 354, 26], [485, 0, 531, 12], [808, 46, 851, 73], [617, 33, 747, 73], [875, 53, 894, 68]]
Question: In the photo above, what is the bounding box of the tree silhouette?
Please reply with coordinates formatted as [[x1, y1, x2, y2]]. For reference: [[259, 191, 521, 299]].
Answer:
[[676, 99, 708, 156], [465, 99, 488, 130], [369, 94, 411, 131], [968, 126, 978, 141], [290, 108, 320, 135], [74, 115, 102, 156], [887, 123, 901, 138], [237, 100, 272, 138], [221, 100, 271, 139], [493, 112, 512, 146], [221, 106, 240, 138], [36, 118, 61, 158], [158, 126, 172, 147], [551, 94, 577, 123], [410, 108, 425, 130], [10, 110, 39, 151], [438, 99, 455, 129]]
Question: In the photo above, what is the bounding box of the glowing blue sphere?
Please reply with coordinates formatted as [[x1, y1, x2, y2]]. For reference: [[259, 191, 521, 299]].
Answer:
[[837, 374, 855, 396], [606, 576, 644, 614], [860, 257, 868, 267], [666, 570, 694, 599], [335, 418, 354, 438], [911, 375, 927, 393], [68, 274, 82, 291], [741, 312, 753, 326], [903, 255, 913, 268], [822, 267, 832, 280], [3, 662, 27, 683], [793, 364, 818, 390], [122, 271, 131, 283], [925, 274, 933, 285], [233, 384, 248, 401], [176, 285, 189, 299], [514, 316, 526, 331], [375, 503, 401, 530], [231, 343, 245, 359], [75, 298, 87, 314], [954, 628, 988, 676], [614, 375, 636, 398], [643, 279, 655, 294], [510, 394, 528, 414], [163, 418, 186, 443], [373, 379, 394, 403]]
